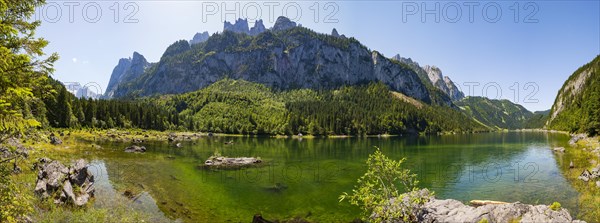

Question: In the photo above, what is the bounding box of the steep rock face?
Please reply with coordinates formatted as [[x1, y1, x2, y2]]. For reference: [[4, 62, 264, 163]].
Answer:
[[190, 31, 209, 45], [391, 55, 454, 106], [423, 65, 464, 101], [104, 52, 150, 98], [547, 55, 600, 134], [108, 17, 436, 103]]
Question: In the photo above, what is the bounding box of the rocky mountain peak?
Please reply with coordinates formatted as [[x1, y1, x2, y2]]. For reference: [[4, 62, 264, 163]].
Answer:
[[190, 31, 209, 45], [272, 16, 296, 31], [249, 19, 266, 35], [423, 65, 464, 101], [224, 18, 249, 34], [104, 51, 151, 99], [331, 28, 339, 37]]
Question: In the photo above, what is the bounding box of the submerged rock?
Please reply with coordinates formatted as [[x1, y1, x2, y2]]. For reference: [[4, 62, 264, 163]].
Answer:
[[124, 145, 146, 153], [34, 158, 95, 206], [203, 156, 262, 169]]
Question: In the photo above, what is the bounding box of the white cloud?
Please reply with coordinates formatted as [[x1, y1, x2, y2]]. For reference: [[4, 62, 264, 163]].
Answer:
[[72, 58, 77, 63]]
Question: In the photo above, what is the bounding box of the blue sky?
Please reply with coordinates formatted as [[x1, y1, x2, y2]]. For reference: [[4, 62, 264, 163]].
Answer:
[[35, 1, 599, 111]]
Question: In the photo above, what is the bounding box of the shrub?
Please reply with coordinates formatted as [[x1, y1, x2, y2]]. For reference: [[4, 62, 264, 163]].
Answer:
[[550, 202, 561, 211], [339, 147, 432, 222]]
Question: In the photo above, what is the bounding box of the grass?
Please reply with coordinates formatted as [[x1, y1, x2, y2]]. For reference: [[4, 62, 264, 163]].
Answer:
[[559, 136, 600, 221]]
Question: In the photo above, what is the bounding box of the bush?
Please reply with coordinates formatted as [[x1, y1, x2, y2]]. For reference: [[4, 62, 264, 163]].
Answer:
[[550, 202, 561, 211], [0, 164, 33, 223], [339, 147, 432, 222]]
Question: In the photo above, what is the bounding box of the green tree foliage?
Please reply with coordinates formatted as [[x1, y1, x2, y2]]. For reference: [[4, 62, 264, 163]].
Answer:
[[0, 0, 58, 141], [339, 148, 433, 222], [547, 55, 600, 135], [153, 79, 485, 135]]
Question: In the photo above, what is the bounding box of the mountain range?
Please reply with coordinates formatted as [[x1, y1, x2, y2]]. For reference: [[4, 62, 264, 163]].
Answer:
[[101, 16, 595, 133]]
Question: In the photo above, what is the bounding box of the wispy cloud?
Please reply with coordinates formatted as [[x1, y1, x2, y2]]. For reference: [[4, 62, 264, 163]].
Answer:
[[72, 58, 77, 63]]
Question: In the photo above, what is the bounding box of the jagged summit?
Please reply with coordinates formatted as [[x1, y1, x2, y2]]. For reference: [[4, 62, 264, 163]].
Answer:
[[272, 16, 297, 31], [392, 55, 464, 102], [190, 31, 209, 45], [104, 51, 151, 98], [223, 18, 266, 36]]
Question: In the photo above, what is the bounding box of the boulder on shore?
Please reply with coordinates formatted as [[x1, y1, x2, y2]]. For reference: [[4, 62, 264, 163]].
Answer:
[[124, 145, 146, 153], [380, 189, 585, 223], [203, 156, 262, 169], [553, 147, 566, 153], [34, 158, 95, 206], [49, 136, 62, 145]]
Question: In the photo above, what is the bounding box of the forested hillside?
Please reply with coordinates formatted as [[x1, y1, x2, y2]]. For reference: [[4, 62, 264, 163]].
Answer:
[[547, 55, 600, 135], [46, 79, 487, 135], [455, 97, 534, 130]]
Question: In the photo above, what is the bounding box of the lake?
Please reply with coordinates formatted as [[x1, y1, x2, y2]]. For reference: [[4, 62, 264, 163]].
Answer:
[[69, 132, 579, 222]]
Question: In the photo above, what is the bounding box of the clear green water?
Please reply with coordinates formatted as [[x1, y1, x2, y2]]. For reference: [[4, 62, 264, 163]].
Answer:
[[69, 132, 578, 222]]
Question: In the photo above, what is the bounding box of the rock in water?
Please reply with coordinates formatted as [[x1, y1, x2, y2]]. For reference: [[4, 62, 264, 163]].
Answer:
[[34, 158, 95, 206], [124, 145, 146, 153], [203, 156, 262, 169], [553, 147, 566, 153]]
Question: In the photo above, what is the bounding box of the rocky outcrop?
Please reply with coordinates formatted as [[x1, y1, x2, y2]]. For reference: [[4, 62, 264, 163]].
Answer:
[[249, 19, 266, 35], [108, 17, 434, 103], [569, 134, 586, 146], [34, 158, 95, 206], [271, 16, 296, 32], [423, 65, 464, 101], [386, 190, 584, 223], [49, 136, 62, 145], [418, 198, 584, 223], [203, 156, 262, 169], [578, 164, 600, 182], [331, 28, 340, 37], [190, 31, 209, 45], [224, 19, 266, 36], [104, 52, 151, 98], [224, 18, 250, 34]]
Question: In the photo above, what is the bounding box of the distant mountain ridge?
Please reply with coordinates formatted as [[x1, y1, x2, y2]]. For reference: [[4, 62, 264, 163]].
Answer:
[[104, 16, 447, 105]]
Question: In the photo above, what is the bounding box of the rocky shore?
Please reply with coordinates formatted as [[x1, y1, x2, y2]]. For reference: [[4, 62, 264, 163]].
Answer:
[[399, 190, 585, 223]]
